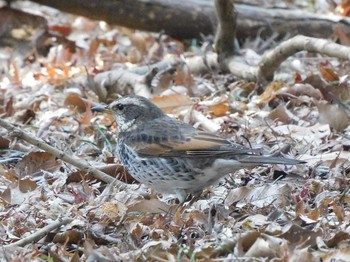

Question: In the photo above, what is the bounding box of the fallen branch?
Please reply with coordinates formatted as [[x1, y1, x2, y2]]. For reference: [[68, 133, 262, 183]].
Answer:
[[257, 35, 350, 80], [93, 68, 159, 101], [100, 35, 350, 91], [27, 0, 350, 41], [0, 118, 120, 185], [90, 0, 350, 94], [4, 217, 73, 248], [188, 35, 350, 81]]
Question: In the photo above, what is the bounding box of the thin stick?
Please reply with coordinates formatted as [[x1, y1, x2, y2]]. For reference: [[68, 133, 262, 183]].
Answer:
[[0, 118, 123, 185], [4, 217, 73, 247]]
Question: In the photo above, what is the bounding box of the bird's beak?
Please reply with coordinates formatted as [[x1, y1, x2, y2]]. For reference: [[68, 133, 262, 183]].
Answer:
[[91, 104, 111, 113]]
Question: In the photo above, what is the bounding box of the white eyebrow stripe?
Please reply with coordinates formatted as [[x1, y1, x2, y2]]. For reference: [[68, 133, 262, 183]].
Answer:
[[119, 97, 149, 109]]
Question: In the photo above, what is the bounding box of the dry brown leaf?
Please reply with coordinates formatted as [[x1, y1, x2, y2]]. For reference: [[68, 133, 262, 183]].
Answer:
[[100, 201, 127, 220], [64, 93, 86, 113], [315, 100, 350, 132], [5, 96, 14, 117], [0, 187, 11, 204], [307, 208, 319, 222], [208, 101, 230, 117], [233, 231, 261, 257], [228, 81, 257, 98], [225, 186, 251, 207], [18, 178, 37, 193], [156, 71, 175, 91], [259, 81, 283, 104], [230, 101, 249, 113], [97, 113, 115, 127], [53, 229, 85, 244], [335, 26, 350, 46], [288, 248, 319, 262], [269, 104, 292, 124], [174, 66, 194, 92], [244, 234, 288, 259], [151, 93, 193, 113], [294, 71, 303, 83], [129, 32, 154, 55], [0, 167, 17, 183], [127, 47, 142, 64], [15, 151, 60, 178], [130, 223, 145, 241], [340, 0, 350, 16], [244, 236, 275, 258], [3, 181, 39, 205], [49, 24, 72, 36], [225, 184, 291, 208], [326, 231, 349, 248], [0, 136, 10, 149], [98, 164, 135, 183], [322, 248, 350, 262], [332, 201, 344, 222], [19, 109, 36, 124], [320, 66, 340, 83], [288, 83, 323, 100], [78, 101, 93, 125], [329, 82, 350, 102], [295, 200, 305, 217], [279, 223, 322, 248], [127, 199, 173, 214]]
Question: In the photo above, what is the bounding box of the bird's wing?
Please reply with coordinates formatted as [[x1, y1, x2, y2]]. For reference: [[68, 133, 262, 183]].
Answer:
[[122, 118, 258, 158]]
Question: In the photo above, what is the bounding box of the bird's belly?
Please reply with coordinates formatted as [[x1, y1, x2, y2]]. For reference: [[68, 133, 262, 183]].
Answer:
[[117, 145, 208, 194]]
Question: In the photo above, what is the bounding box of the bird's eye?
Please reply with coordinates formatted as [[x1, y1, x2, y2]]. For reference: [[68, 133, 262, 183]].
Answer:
[[115, 103, 124, 111]]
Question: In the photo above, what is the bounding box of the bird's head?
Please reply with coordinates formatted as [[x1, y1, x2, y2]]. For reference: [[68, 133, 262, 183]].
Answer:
[[92, 95, 165, 132]]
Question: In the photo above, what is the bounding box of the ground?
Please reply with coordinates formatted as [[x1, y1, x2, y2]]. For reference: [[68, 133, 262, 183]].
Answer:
[[0, 0, 350, 261]]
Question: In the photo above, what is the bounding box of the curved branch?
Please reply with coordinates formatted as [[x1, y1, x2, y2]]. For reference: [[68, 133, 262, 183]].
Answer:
[[258, 35, 350, 80]]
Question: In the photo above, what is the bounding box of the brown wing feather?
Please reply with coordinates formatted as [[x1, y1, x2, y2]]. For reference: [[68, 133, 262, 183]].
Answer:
[[125, 130, 258, 158]]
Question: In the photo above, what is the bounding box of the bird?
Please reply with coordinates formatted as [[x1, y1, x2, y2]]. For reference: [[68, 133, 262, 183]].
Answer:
[[92, 95, 304, 203]]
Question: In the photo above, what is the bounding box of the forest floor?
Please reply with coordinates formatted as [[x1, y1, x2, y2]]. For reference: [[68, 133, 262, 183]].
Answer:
[[1, 0, 350, 261]]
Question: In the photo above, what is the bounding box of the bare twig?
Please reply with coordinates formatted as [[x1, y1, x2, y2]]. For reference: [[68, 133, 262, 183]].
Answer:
[[0, 118, 120, 185], [4, 217, 73, 248]]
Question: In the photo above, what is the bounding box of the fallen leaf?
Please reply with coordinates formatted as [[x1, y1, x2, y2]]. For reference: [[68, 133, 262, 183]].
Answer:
[[127, 199, 173, 214], [259, 81, 283, 104], [65, 93, 86, 113], [225, 184, 291, 208], [320, 66, 339, 83], [53, 229, 84, 244], [0, 136, 10, 149], [15, 151, 60, 179], [151, 93, 193, 113], [279, 223, 322, 248], [18, 178, 37, 193], [315, 100, 350, 131], [322, 248, 350, 262]]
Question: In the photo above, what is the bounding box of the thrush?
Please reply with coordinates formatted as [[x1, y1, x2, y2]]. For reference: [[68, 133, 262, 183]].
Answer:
[[93, 95, 304, 202]]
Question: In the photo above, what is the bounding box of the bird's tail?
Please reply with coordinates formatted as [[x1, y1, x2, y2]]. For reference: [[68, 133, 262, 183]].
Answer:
[[239, 156, 305, 165]]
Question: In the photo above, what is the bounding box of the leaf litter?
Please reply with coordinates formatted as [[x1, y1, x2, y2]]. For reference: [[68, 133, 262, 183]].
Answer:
[[0, 1, 350, 261]]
